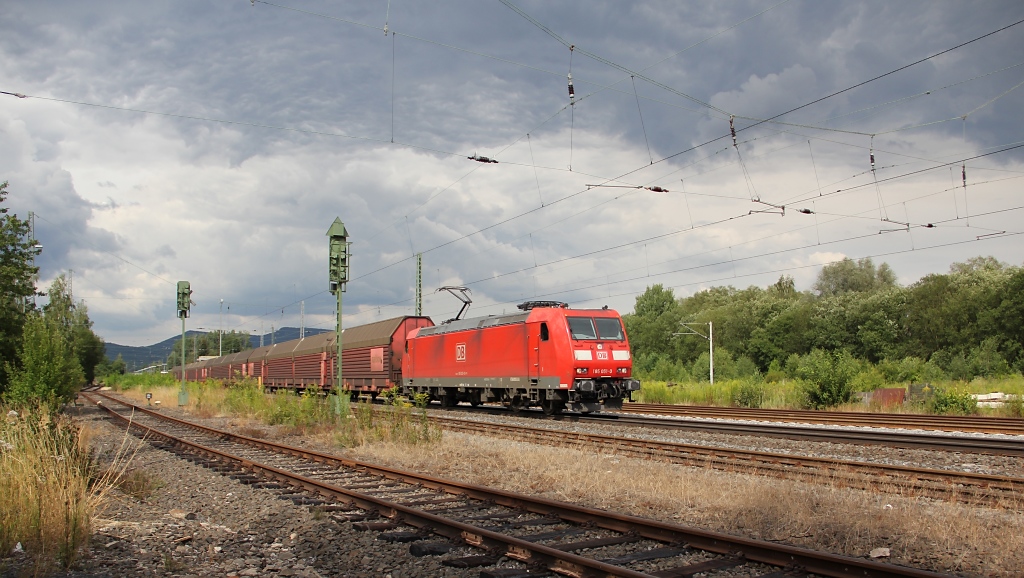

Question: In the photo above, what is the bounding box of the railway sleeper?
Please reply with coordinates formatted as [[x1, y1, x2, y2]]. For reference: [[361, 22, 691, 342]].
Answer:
[[646, 555, 744, 578], [479, 567, 551, 578], [442, 555, 499, 568]]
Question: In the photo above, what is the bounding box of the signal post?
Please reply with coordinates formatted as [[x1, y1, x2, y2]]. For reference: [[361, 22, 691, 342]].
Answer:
[[327, 218, 350, 414], [176, 281, 192, 405]]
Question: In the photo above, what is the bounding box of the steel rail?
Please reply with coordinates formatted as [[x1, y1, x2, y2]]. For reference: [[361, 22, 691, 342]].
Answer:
[[85, 392, 952, 578], [570, 413, 1024, 456], [620, 404, 1024, 435], [431, 416, 1024, 507]]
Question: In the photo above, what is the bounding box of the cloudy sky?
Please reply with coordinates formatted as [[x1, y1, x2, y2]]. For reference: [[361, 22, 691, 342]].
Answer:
[[3, 0, 1023, 348]]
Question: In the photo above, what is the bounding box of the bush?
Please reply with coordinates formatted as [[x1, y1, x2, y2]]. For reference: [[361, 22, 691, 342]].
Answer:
[[764, 359, 787, 383], [3, 313, 83, 408], [929, 387, 978, 415], [794, 349, 859, 409], [734, 377, 766, 408], [850, 367, 886, 392]]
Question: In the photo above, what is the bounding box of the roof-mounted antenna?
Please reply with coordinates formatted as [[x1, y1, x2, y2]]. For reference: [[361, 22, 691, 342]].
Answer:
[[437, 286, 472, 324]]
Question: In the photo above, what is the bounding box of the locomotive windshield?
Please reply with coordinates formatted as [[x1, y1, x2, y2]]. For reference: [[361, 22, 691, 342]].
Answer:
[[595, 317, 624, 340], [567, 317, 624, 341]]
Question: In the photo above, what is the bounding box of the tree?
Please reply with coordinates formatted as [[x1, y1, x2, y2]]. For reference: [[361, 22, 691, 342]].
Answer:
[[813, 257, 896, 297], [166, 330, 252, 367], [41, 275, 105, 384], [3, 311, 83, 407], [0, 181, 40, 392], [623, 284, 682, 360]]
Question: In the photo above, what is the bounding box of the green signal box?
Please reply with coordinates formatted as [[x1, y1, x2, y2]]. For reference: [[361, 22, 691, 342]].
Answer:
[[176, 281, 192, 319], [327, 218, 349, 294]]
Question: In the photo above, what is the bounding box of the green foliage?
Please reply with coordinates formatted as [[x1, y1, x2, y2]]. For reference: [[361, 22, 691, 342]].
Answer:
[[850, 366, 886, 392], [733, 377, 766, 408], [103, 371, 177, 390], [929, 387, 978, 415], [0, 182, 41, 392], [623, 284, 683, 362], [167, 330, 252, 367], [794, 349, 860, 409], [813, 257, 896, 297], [626, 256, 1023, 395], [95, 354, 128, 378], [3, 312, 83, 408]]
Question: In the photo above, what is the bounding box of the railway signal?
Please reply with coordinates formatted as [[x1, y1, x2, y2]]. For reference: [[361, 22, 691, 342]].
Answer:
[[327, 218, 349, 415], [176, 281, 192, 318], [176, 280, 192, 406]]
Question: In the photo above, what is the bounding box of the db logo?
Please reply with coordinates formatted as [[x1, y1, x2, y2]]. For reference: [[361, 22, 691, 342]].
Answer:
[[597, 351, 608, 360], [455, 343, 467, 362]]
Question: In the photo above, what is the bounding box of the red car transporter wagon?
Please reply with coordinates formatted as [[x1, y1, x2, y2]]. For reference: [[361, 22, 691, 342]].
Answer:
[[401, 301, 640, 414]]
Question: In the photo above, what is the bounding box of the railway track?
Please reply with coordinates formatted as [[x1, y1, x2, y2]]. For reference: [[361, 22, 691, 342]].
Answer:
[[434, 402, 1024, 456], [620, 404, 1024, 436], [428, 415, 1024, 508], [85, 392, 951, 578]]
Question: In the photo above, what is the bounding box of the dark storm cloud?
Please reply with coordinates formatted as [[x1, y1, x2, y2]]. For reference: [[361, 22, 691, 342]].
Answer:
[[2, 0, 1022, 344]]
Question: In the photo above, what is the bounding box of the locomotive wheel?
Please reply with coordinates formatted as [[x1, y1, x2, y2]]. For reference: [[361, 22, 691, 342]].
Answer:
[[509, 396, 526, 414], [541, 399, 564, 416], [438, 389, 457, 408]]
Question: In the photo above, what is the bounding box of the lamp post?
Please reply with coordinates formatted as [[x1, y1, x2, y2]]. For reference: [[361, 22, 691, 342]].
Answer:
[[674, 321, 714, 385]]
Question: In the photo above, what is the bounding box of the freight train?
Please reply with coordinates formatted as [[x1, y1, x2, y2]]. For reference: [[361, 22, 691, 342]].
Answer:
[[172, 301, 640, 413]]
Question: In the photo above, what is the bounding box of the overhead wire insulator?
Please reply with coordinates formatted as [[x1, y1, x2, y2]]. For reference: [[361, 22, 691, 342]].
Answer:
[[468, 154, 498, 164], [645, 186, 669, 193], [567, 73, 575, 105], [729, 115, 737, 147], [798, 208, 813, 214], [962, 164, 967, 188], [870, 149, 876, 171]]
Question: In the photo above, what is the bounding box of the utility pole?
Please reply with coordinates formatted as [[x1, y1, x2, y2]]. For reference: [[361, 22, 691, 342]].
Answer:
[[300, 300, 305, 339], [415, 253, 422, 316], [674, 321, 714, 385], [219, 299, 224, 356], [327, 218, 350, 415], [27, 211, 42, 309]]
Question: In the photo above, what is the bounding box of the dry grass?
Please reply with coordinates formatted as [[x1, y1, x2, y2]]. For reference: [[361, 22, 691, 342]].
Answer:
[[349, 433, 1024, 576], [0, 406, 132, 575]]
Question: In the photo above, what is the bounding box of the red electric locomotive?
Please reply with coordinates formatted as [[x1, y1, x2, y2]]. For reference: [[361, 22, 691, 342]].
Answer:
[[401, 301, 640, 414]]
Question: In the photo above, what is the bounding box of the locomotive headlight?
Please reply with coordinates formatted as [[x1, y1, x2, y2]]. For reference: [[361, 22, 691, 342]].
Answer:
[[617, 367, 629, 374], [575, 367, 589, 374]]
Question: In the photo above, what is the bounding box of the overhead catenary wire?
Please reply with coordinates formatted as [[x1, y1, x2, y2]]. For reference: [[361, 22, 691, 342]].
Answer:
[[631, 76, 653, 164]]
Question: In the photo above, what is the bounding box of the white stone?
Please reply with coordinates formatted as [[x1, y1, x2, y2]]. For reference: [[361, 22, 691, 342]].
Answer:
[[870, 547, 890, 558]]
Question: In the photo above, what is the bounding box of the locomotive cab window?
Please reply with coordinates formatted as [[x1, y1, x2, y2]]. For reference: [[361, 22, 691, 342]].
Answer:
[[567, 317, 597, 340], [595, 318, 624, 341], [540, 322, 549, 341]]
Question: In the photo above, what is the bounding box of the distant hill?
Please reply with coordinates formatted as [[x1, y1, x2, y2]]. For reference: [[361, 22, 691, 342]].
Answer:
[[104, 327, 331, 372]]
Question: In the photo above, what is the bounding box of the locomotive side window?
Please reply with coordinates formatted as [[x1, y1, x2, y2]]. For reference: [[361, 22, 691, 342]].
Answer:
[[540, 322, 549, 341], [595, 318, 624, 340], [567, 317, 597, 340]]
